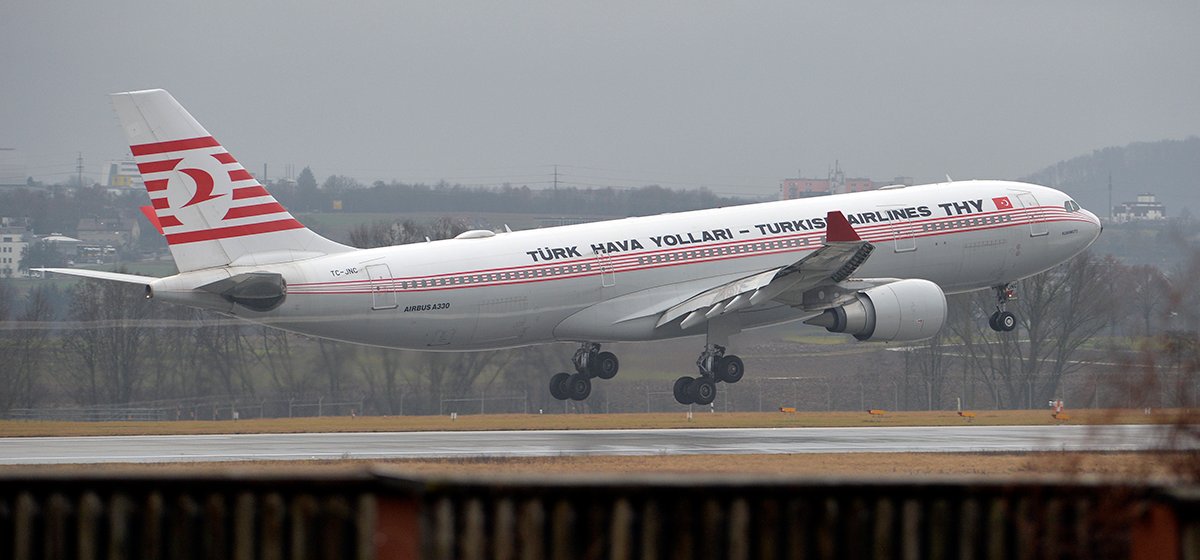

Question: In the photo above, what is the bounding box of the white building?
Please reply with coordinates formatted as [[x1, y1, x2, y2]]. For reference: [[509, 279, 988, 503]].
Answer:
[[1113, 193, 1167, 223], [0, 228, 29, 277]]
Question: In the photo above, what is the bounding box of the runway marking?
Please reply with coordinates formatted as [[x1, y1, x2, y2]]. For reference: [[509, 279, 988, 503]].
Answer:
[[0, 425, 1187, 465]]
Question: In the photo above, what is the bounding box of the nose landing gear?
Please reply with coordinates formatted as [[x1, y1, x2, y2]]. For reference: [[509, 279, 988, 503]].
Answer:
[[549, 343, 620, 401], [989, 284, 1017, 332]]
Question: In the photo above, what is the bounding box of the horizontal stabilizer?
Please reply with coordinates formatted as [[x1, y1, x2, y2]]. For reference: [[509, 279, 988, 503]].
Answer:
[[35, 268, 158, 285]]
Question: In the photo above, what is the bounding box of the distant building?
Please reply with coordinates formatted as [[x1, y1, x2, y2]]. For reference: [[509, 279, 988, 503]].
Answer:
[[0, 227, 29, 277], [99, 160, 144, 192], [76, 217, 140, 247], [74, 217, 141, 263], [780, 162, 881, 200], [1113, 193, 1166, 223], [780, 178, 833, 199]]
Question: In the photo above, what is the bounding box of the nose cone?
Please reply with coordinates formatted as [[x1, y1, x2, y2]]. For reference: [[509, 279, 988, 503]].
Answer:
[[1080, 209, 1102, 249]]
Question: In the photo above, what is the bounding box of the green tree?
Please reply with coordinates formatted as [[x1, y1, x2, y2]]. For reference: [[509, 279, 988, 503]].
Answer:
[[296, 166, 320, 210], [20, 240, 68, 270]]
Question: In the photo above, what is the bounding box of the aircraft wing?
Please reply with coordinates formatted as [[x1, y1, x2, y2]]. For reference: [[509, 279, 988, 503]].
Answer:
[[654, 211, 875, 330]]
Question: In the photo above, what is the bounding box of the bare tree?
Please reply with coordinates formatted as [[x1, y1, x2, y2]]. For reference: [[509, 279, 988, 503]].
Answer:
[[315, 338, 357, 396], [359, 347, 407, 414], [1123, 265, 1170, 336], [60, 279, 154, 404], [260, 327, 319, 396], [190, 315, 258, 397], [348, 217, 468, 249], [950, 252, 1119, 409], [0, 284, 56, 410], [905, 329, 951, 410]]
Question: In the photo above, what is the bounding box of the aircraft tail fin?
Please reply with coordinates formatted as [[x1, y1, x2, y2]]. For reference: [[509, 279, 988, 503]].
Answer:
[[112, 89, 351, 272]]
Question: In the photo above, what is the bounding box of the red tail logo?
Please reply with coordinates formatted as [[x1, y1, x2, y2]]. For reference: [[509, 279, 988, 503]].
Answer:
[[180, 167, 222, 207], [132, 135, 301, 245]]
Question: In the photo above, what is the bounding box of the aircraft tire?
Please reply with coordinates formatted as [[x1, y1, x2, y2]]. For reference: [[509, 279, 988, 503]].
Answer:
[[988, 311, 1001, 332], [689, 377, 717, 406], [567, 373, 592, 401], [549, 372, 571, 400], [673, 376, 695, 405], [998, 311, 1017, 332], [591, 351, 619, 380], [715, 355, 744, 384]]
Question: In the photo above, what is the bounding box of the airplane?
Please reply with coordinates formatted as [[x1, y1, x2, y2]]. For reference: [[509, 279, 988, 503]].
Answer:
[[39, 89, 1102, 406]]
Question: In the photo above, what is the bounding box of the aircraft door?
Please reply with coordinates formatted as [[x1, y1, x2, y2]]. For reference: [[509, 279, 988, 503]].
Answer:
[[1016, 193, 1049, 237], [596, 251, 616, 287], [879, 206, 916, 253], [365, 263, 398, 310]]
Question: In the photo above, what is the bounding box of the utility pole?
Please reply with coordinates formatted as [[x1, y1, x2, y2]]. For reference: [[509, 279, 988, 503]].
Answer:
[[76, 152, 84, 188], [553, 165, 559, 192], [1107, 173, 1113, 221]]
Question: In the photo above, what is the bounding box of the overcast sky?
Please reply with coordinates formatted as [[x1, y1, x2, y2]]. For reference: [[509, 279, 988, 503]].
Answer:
[[2, 1, 1197, 195]]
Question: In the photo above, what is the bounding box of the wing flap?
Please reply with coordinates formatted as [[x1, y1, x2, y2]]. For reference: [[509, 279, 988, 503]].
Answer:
[[653, 211, 875, 330]]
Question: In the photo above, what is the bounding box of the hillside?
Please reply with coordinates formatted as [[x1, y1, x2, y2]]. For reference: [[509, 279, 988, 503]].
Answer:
[[1022, 137, 1200, 217]]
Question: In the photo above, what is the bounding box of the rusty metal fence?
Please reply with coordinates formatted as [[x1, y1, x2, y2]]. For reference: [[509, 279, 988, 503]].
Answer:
[[1, 471, 1196, 560]]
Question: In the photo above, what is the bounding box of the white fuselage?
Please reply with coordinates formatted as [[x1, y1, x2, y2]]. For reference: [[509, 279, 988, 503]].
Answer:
[[155, 180, 1100, 350]]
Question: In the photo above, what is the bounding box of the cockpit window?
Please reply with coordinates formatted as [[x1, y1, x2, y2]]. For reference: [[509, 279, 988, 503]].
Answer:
[[1064, 200, 1080, 212]]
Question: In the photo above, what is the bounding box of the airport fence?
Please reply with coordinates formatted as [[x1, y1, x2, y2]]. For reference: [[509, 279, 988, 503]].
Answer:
[[5, 395, 368, 422], [0, 470, 1196, 559]]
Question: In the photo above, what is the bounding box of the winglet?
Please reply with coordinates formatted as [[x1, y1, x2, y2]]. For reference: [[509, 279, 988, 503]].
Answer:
[[825, 211, 860, 242]]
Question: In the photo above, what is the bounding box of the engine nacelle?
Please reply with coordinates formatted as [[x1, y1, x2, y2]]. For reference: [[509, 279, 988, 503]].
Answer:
[[805, 279, 947, 342]]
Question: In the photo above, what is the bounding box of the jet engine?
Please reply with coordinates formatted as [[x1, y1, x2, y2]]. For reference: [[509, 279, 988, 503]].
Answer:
[[804, 279, 946, 342], [197, 272, 288, 312]]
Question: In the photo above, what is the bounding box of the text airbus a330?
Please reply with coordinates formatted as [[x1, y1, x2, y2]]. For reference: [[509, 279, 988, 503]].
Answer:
[[40, 90, 1101, 406]]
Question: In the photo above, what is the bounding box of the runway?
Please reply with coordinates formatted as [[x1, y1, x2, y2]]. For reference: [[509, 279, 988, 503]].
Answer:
[[0, 424, 1188, 465]]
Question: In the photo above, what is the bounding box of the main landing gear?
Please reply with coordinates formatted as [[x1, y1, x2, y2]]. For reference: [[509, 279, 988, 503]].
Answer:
[[549, 343, 619, 401], [673, 344, 744, 406], [989, 284, 1018, 332]]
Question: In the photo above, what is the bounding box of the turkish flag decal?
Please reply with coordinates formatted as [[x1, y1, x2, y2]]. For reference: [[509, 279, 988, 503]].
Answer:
[[992, 196, 1014, 210]]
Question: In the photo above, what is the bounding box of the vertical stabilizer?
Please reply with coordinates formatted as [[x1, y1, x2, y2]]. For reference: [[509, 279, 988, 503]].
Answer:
[[112, 89, 350, 272]]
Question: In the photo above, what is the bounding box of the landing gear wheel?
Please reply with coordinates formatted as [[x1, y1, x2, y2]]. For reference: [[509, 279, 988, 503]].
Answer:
[[673, 376, 695, 405], [567, 373, 592, 401], [714, 355, 744, 384], [689, 377, 717, 406], [996, 311, 1017, 332], [989, 284, 1018, 332], [590, 351, 619, 380], [549, 372, 571, 400]]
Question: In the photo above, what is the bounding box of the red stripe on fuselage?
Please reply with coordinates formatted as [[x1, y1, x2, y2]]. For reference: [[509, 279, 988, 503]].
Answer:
[[130, 136, 220, 156], [288, 213, 1092, 294]]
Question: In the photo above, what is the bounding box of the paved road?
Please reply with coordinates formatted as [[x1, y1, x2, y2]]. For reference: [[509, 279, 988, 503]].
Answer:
[[0, 424, 1188, 465]]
